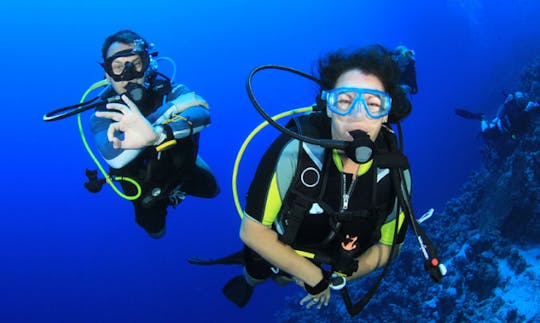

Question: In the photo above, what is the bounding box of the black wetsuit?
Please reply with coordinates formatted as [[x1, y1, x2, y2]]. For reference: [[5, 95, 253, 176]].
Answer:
[[90, 83, 219, 235]]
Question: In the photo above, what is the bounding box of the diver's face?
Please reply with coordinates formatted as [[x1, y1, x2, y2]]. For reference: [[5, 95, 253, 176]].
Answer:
[[327, 69, 388, 143], [105, 42, 145, 95]]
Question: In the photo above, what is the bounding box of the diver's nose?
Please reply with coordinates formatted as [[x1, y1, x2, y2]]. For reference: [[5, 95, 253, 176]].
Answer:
[[351, 100, 369, 120]]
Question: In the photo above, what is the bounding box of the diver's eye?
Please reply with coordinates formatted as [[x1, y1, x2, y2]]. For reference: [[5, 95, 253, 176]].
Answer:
[[111, 63, 124, 75], [336, 93, 355, 111], [366, 103, 383, 115], [338, 98, 353, 105], [132, 58, 144, 71], [364, 95, 383, 113]]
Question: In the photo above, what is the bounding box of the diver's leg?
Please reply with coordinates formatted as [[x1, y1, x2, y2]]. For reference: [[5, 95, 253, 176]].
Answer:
[[188, 250, 244, 266], [133, 199, 168, 239], [112, 166, 169, 239], [243, 247, 273, 281], [182, 155, 220, 198], [222, 247, 272, 307]]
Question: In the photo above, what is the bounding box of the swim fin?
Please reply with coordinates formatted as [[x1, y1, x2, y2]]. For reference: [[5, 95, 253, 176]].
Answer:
[[455, 108, 485, 120], [222, 275, 254, 308], [188, 250, 244, 266]]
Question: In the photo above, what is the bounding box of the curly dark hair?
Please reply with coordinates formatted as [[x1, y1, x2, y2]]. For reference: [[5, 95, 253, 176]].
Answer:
[[317, 45, 411, 123], [101, 29, 148, 60]]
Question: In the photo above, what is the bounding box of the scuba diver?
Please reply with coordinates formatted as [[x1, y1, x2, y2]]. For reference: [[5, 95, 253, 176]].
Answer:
[[61, 30, 219, 239], [392, 45, 418, 96], [189, 45, 445, 315], [456, 91, 540, 141], [92, 30, 220, 238]]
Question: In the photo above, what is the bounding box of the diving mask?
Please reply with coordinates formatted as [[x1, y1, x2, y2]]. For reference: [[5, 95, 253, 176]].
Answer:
[[101, 39, 150, 82], [321, 87, 392, 119]]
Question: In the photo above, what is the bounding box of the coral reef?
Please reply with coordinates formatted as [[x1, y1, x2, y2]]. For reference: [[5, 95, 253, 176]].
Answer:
[[521, 55, 540, 103], [276, 58, 540, 323]]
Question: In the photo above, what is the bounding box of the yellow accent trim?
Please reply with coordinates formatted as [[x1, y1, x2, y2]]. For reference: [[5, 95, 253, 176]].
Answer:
[[379, 211, 405, 245], [261, 173, 283, 226], [232, 106, 314, 218], [156, 114, 190, 152], [156, 139, 177, 152], [294, 250, 316, 259], [331, 149, 373, 175], [163, 113, 191, 125]]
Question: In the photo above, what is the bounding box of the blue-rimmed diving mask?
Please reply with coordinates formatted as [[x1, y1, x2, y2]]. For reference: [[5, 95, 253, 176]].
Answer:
[[321, 87, 392, 119]]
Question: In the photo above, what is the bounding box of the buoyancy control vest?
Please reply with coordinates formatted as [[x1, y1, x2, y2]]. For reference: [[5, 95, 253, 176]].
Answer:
[[274, 113, 409, 258], [109, 85, 199, 207]]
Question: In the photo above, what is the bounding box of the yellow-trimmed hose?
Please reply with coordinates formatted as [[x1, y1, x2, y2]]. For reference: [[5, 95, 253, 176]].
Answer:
[[230, 105, 339, 266], [77, 80, 142, 200], [232, 106, 313, 218]]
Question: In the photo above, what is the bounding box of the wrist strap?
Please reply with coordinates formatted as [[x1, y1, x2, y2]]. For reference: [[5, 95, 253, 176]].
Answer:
[[156, 124, 177, 152], [304, 269, 329, 295], [153, 127, 167, 145]]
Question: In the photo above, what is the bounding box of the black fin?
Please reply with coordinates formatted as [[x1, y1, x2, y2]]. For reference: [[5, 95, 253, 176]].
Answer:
[[222, 275, 254, 308], [455, 108, 485, 120], [188, 250, 244, 266]]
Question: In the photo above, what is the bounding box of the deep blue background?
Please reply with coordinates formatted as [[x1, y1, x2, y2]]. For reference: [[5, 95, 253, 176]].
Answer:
[[1, 1, 539, 322]]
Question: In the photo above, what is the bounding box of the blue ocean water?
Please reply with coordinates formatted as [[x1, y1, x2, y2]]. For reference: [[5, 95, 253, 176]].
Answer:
[[1, 0, 539, 322]]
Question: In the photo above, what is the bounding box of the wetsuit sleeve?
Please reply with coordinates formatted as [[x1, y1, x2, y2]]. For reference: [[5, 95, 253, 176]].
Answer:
[[379, 169, 411, 245], [148, 84, 211, 139], [244, 138, 299, 226], [89, 84, 210, 169]]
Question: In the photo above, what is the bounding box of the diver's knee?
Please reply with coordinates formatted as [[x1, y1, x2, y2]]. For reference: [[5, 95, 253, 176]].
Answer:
[[243, 267, 267, 287], [272, 274, 294, 286], [195, 155, 212, 171], [209, 181, 220, 197], [146, 226, 166, 239]]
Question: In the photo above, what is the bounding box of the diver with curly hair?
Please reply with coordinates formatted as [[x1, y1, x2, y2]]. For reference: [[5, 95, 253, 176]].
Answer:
[[191, 45, 419, 310]]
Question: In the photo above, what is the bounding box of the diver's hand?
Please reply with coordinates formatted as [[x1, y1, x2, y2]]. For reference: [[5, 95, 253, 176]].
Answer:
[[300, 287, 331, 309], [95, 95, 159, 149], [299, 269, 331, 309], [525, 101, 539, 112]]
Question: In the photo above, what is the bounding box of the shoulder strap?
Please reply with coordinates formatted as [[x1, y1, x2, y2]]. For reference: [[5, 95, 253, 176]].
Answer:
[[374, 126, 410, 169], [278, 114, 328, 245], [341, 125, 413, 316], [379, 125, 444, 281]]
